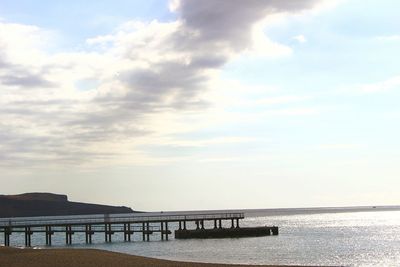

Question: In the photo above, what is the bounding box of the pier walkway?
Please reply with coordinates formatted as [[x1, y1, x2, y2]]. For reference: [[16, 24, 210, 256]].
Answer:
[[0, 212, 244, 247]]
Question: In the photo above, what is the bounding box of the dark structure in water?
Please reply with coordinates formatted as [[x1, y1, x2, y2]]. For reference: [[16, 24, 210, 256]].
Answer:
[[175, 226, 278, 239]]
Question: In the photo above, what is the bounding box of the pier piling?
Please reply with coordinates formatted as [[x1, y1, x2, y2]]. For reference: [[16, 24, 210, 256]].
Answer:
[[24, 227, 32, 247], [165, 222, 169, 241], [142, 222, 145, 241], [4, 227, 10, 246], [161, 222, 164, 240], [45, 226, 53, 245], [146, 222, 150, 241], [65, 225, 73, 245]]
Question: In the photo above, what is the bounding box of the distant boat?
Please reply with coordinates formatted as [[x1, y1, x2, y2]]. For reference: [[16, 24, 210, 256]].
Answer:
[[372, 206, 377, 209]]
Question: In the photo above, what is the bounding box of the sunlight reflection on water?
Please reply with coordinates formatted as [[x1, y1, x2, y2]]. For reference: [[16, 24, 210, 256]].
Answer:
[[2, 210, 400, 266]]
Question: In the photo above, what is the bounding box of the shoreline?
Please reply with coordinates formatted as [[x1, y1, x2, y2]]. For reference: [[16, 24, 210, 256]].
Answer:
[[0, 246, 309, 267]]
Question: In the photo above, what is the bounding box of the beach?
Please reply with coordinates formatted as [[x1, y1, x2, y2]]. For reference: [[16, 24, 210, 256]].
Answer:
[[0, 247, 301, 267]]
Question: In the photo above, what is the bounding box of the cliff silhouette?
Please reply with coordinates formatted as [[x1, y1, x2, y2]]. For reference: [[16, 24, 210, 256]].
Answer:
[[0, 193, 134, 218]]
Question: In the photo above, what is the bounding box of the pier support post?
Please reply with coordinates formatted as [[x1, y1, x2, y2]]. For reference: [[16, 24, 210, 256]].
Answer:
[[45, 226, 49, 245], [85, 225, 90, 244], [128, 223, 132, 242], [231, 219, 234, 228], [214, 220, 217, 229], [124, 223, 127, 242], [200, 220, 205, 230], [25, 227, 28, 247], [165, 222, 169, 241], [219, 219, 222, 229], [178, 221, 182, 230], [104, 223, 112, 243], [66, 225, 73, 245], [4, 227, 10, 246], [89, 225, 93, 244], [49, 226, 53, 245], [85, 224, 93, 244], [5, 232, 9, 247], [236, 218, 240, 228], [142, 223, 145, 241], [45, 226, 53, 246], [183, 221, 187, 230], [107, 224, 112, 242], [146, 222, 150, 241], [161, 222, 164, 240], [104, 224, 108, 242], [195, 220, 200, 230], [25, 227, 32, 247], [69, 225, 72, 245]]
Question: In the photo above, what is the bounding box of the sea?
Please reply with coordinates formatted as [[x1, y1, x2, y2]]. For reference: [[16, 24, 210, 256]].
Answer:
[[2, 206, 400, 266]]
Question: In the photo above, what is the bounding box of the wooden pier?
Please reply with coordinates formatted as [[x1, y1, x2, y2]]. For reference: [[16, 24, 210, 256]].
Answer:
[[0, 212, 245, 247]]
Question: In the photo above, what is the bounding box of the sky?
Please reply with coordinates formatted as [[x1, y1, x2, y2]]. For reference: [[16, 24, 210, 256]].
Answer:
[[1, 0, 399, 211]]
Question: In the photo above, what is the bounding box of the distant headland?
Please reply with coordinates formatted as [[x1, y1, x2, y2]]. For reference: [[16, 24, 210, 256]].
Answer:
[[0, 192, 134, 218]]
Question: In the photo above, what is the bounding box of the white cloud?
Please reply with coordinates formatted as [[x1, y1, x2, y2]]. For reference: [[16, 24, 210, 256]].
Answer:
[[360, 76, 400, 93], [375, 35, 400, 42], [155, 136, 260, 148], [266, 107, 318, 116], [318, 144, 363, 150], [293, 34, 307, 43], [340, 75, 400, 94], [256, 95, 311, 105], [249, 22, 293, 57]]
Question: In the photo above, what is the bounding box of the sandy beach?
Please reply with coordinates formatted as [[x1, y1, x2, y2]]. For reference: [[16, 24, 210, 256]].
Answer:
[[0, 246, 305, 267]]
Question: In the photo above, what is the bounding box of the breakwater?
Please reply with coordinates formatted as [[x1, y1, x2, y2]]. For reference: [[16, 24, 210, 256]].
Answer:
[[175, 226, 278, 239]]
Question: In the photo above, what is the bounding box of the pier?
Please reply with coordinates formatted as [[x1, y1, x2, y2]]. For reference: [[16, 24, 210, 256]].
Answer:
[[0, 212, 248, 247]]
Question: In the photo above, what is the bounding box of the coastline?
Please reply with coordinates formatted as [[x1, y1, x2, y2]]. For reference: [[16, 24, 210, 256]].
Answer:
[[0, 246, 306, 267]]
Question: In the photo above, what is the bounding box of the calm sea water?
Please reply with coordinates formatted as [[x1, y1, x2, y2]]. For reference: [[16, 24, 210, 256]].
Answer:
[[2, 208, 400, 266]]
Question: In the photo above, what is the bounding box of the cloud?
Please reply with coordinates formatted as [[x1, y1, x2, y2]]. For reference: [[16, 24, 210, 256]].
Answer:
[[340, 75, 400, 94], [293, 34, 307, 43], [0, 70, 56, 88], [318, 143, 363, 150], [256, 95, 311, 105], [174, 0, 318, 50], [375, 35, 400, 42], [0, 0, 325, 168]]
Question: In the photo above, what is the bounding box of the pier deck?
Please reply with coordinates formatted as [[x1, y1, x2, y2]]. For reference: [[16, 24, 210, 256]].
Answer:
[[0, 212, 245, 247]]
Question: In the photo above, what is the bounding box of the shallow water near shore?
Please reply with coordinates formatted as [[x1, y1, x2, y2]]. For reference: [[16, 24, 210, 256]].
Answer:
[[2, 208, 400, 266]]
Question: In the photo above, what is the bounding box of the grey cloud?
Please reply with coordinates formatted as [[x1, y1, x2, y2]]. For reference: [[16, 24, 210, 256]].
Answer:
[[113, 0, 319, 115], [0, 112, 145, 167], [0, 54, 57, 89], [0, 57, 9, 68], [189, 54, 227, 69], [178, 0, 318, 50], [0, 72, 56, 88], [121, 61, 207, 95]]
